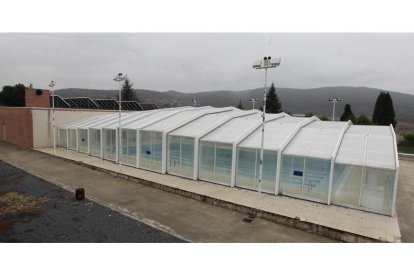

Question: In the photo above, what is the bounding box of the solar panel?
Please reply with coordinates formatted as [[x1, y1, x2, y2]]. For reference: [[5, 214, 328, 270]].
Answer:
[[63, 97, 99, 109], [50, 95, 71, 108], [117, 101, 143, 111], [94, 99, 119, 110]]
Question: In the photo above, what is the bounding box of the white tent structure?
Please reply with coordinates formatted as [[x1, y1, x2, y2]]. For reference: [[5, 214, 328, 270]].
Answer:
[[56, 106, 399, 216]]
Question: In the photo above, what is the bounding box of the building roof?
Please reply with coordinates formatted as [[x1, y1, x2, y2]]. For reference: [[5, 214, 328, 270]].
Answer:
[[283, 120, 349, 159], [239, 116, 311, 151], [335, 125, 396, 169], [169, 108, 240, 137]]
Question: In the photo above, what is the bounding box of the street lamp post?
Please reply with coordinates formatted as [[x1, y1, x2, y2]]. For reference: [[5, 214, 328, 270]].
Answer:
[[249, 98, 258, 110], [252, 56, 281, 216], [113, 73, 126, 172], [329, 97, 341, 121], [49, 81, 56, 155]]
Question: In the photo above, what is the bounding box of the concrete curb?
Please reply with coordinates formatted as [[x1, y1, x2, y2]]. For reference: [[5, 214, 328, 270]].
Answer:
[[36, 150, 388, 243]]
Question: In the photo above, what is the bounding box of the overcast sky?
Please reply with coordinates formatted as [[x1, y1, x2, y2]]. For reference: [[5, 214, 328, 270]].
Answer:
[[1, 33, 414, 94]]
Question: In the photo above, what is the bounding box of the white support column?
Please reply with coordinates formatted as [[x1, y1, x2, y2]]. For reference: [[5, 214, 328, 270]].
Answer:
[[161, 132, 167, 174], [327, 120, 351, 205], [390, 125, 400, 217], [100, 129, 104, 159], [193, 138, 199, 180], [115, 129, 119, 163], [136, 129, 140, 168], [87, 129, 91, 155], [76, 129, 79, 152], [230, 143, 238, 187], [66, 129, 69, 150]]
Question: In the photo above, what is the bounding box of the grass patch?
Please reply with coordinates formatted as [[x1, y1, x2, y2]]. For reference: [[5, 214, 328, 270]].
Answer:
[[0, 192, 48, 217]]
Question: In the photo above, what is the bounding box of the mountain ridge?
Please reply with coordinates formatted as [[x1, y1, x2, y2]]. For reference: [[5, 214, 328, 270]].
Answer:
[[54, 86, 414, 122]]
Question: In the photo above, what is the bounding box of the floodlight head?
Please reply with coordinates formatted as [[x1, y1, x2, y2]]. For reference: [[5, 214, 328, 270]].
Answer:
[[253, 60, 262, 69], [270, 58, 281, 66], [113, 73, 126, 81], [49, 80, 55, 88]]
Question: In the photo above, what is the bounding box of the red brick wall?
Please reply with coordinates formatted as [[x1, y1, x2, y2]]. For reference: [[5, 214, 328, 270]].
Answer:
[[0, 108, 33, 148], [25, 88, 50, 108]]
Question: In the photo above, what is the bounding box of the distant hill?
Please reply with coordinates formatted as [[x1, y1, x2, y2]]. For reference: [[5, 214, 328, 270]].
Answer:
[[55, 86, 414, 122]]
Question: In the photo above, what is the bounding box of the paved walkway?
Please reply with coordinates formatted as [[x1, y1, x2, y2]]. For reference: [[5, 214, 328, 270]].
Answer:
[[0, 142, 334, 242]]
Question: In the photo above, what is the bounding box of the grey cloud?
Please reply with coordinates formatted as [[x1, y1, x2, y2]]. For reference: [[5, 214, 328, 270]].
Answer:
[[0, 33, 413, 94]]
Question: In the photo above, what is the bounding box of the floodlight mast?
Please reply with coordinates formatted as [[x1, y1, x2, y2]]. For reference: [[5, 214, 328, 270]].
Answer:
[[249, 98, 258, 109], [113, 73, 126, 172], [49, 81, 56, 155], [329, 97, 341, 121], [252, 56, 281, 216]]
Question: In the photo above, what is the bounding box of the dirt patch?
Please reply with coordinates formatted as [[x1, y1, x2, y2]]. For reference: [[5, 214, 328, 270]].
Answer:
[[0, 192, 48, 217]]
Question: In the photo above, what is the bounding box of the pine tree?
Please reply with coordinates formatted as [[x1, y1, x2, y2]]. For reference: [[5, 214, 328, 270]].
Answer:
[[121, 77, 138, 102], [340, 104, 354, 121], [372, 91, 397, 127], [236, 98, 244, 110], [265, 82, 282, 113]]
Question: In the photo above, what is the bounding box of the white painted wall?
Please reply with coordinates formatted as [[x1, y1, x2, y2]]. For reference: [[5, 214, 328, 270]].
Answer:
[[32, 108, 117, 148]]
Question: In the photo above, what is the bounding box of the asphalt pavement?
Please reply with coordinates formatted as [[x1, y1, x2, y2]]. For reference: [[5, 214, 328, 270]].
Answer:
[[0, 160, 184, 243]]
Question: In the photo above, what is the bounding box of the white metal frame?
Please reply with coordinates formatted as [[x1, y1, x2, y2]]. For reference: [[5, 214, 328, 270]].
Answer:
[[327, 120, 352, 205]]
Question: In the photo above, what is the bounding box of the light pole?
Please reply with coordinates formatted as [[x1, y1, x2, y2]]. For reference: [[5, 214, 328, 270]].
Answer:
[[253, 56, 281, 216], [329, 97, 341, 121], [49, 80, 56, 155], [249, 98, 258, 110], [113, 73, 126, 172]]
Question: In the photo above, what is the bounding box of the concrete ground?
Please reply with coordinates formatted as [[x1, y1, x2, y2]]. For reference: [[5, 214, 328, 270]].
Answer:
[[0, 142, 334, 242]]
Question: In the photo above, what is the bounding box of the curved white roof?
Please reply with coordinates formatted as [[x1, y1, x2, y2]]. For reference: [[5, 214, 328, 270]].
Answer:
[[239, 116, 311, 151], [121, 107, 193, 130], [335, 125, 396, 169], [169, 109, 241, 137], [200, 111, 262, 144], [283, 121, 349, 159], [141, 106, 219, 132], [101, 110, 159, 129]]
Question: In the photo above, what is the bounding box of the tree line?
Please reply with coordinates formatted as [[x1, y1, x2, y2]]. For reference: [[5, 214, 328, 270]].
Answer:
[[0, 77, 139, 106]]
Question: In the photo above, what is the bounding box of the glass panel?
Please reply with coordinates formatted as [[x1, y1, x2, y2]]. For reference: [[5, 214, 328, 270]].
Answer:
[[124, 129, 136, 166], [236, 148, 257, 190], [280, 155, 304, 197], [68, 129, 77, 150], [78, 129, 88, 153], [214, 143, 232, 185], [140, 131, 152, 169], [103, 129, 116, 161], [151, 132, 163, 172], [332, 164, 363, 208], [168, 135, 180, 175], [303, 158, 330, 202], [199, 141, 215, 182], [90, 129, 101, 157], [121, 129, 128, 164], [180, 137, 194, 178], [58, 129, 67, 148], [361, 168, 395, 215], [261, 150, 277, 194]]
